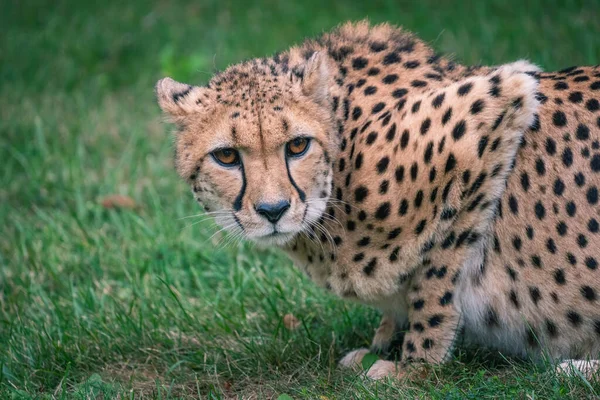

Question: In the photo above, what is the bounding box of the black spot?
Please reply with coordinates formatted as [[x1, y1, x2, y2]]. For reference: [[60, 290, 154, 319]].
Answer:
[[545, 138, 556, 155], [553, 179, 565, 196], [442, 108, 453, 125], [470, 99, 484, 114], [400, 130, 410, 149], [412, 101, 421, 113], [485, 307, 499, 327], [353, 253, 365, 262], [352, 106, 362, 120], [554, 269, 566, 285], [376, 157, 389, 173], [546, 320, 558, 337], [589, 218, 599, 233], [478, 136, 489, 158], [529, 287, 541, 305], [372, 102, 385, 114], [509, 290, 520, 309], [370, 41, 387, 52], [392, 88, 408, 98], [444, 154, 456, 174], [412, 322, 424, 332], [395, 166, 405, 182], [567, 311, 582, 327], [529, 113, 541, 131], [428, 314, 443, 327], [588, 186, 599, 204], [535, 201, 546, 220], [410, 163, 418, 181], [452, 120, 466, 141], [383, 52, 401, 65], [366, 132, 378, 145], [512, 236, 522, 251], [413, 299, 425, 310], [546, 238, 557, 254], [414, 219, 427, 235], [569, 91, 583, 103], [457, 82, 473, 96], [565, 202, 576, 217], [420, 118, 432, 135], [399, 199, 409, 216], [379, 180, 389, 195], [352, 57, 368, 70], [585, 257, 598, 270], [382, 74, 398, 84], [521, 173, 530, 192], [364, 86, 377, 95], [554, 81, 569, 90], [581, 286, 596, 301], [492, 111, 506, 130], [439, 292, 453, 306], [355, 153, 363, 169], [386, 123, 397, 142], [535, 158, 546, 176], [389, 246, 400, 262], [591, 155, 600, 172], [375, 202, 391, 220], [363, 258, 377, 275], [404, 60, 420, 69], [432, 93, 445, 108], [577, 234, 588, 248], [576, 124, 590, 141], [508, 195, 519, 214], [411, 80, 427, 88], [587, 99, 600, 111], [552, 110, 567, 127], [354, 186, 369, 203], [562, 148, 573, 167]]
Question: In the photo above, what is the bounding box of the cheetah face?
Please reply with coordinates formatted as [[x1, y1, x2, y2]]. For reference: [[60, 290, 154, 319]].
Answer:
[[156, 53, 338, 246]]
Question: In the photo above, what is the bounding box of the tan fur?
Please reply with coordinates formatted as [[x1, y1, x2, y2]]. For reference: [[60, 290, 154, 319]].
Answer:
[[156, 21, 600, 379]]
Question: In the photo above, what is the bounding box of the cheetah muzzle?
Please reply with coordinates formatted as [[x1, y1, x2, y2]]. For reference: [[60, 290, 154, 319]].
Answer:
[[156, 21, 600, 381]]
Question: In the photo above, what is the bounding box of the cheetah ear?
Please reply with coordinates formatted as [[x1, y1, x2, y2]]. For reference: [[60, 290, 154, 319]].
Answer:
[[155, 77, 208, 118], [300, 51, 330, 104]]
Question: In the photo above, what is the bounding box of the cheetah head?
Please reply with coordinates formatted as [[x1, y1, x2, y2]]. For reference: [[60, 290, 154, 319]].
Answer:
[[156, 52, 338, 246]]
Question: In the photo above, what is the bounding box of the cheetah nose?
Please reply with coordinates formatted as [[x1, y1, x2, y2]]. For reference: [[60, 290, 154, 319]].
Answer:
[[255, 200, 291, 224]]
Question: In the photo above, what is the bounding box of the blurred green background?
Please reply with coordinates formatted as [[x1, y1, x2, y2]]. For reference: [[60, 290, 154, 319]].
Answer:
[[1, 0, 599, 398]]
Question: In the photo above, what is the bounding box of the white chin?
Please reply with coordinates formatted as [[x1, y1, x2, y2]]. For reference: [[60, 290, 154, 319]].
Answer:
[[251, 232, 298, 247]]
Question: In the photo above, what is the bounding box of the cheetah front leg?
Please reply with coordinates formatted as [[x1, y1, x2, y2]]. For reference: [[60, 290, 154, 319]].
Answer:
[[371, 312, 406, 356], [365, 252, 465, 380]]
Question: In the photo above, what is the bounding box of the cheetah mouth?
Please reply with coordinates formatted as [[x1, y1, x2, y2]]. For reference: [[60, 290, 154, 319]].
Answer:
[[251, 230, 298, 247]]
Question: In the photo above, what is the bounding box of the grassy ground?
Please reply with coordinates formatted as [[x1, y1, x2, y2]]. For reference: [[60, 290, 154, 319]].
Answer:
[[2, 0, 600, 398]]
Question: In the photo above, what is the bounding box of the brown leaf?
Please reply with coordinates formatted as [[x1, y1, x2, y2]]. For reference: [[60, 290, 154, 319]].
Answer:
[[283, 313, 301, 330], [101, 194, 137, 209]]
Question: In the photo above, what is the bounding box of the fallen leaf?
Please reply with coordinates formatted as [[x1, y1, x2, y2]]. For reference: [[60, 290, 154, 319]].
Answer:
[[101, 194, 137, 210], [283, 313, 301, 330]]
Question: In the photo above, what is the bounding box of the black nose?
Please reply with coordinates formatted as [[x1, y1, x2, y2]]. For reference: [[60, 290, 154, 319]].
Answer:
[[255, 200, 291, 224]]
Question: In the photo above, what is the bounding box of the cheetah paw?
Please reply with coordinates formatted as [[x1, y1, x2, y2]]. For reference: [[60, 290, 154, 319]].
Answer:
[[339, 348, 372, 370], [366, 360, 398, 380], [556, 359, 600, 380]]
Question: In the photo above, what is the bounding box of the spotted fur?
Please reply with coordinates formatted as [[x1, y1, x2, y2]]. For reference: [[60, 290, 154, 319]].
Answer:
[[156, 21, 600, 380]]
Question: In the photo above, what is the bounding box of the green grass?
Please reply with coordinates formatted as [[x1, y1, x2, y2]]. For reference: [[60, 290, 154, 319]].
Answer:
[[1, 0, 600, 398]]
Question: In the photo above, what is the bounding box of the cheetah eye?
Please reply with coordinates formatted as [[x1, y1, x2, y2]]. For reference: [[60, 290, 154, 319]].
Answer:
[[286, 137, 311, 157], [211, 148, 240, 166]]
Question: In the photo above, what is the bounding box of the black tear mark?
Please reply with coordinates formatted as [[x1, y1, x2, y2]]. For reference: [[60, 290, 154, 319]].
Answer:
[[233, 162, 247, 211], [286, 156, 306, 202]]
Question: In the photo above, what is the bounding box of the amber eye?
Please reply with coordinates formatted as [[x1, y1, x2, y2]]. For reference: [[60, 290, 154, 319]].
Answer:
[[286, 137, 311, 157], [211, 148, 240, 166]]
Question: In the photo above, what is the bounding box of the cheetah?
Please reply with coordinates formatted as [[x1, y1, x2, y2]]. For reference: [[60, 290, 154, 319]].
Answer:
[[155, 21, 600, 380]]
